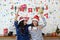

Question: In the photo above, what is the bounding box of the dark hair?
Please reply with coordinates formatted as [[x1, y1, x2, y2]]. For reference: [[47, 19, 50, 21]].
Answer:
[[18, 20, 25, 34], [30, 21, 38, 30], [18, 20, 24, 28], [31, 21, 38, 27]]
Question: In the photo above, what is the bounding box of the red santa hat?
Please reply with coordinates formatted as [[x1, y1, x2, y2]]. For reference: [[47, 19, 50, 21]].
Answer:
[[19, 17, 29, 21], [32, 15, 39, 22]]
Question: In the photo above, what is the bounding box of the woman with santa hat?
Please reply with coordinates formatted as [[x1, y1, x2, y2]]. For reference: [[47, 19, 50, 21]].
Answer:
[[28, 15, 46, 40], [14, 13, 31, 40]]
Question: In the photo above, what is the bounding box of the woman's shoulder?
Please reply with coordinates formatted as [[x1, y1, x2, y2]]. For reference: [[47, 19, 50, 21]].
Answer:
[[28, 26, 32, 30]]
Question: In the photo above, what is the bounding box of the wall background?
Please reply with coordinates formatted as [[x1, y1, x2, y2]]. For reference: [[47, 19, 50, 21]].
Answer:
[[0, 0, 60, 35]]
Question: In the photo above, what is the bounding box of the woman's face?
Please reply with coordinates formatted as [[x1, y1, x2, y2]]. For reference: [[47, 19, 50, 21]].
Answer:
[[24, 20, 28, 25], [32, 20, 38, 26]]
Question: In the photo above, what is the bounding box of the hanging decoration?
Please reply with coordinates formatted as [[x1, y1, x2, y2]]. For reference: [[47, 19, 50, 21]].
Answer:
[[44, 13, 48, 18], [45, 4, 48, 10], [28, 8, 32, 13], [15, 6, 17, 12], [36, 7, 40, 12], [38, 8, 44, 14], [19, 4, 27, 12]]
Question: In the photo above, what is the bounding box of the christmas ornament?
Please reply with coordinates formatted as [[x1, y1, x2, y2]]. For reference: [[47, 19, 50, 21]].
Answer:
[[38, 8, 44, 14], [28, 8, 32, 13], [36, 7, 40, 12], [44, 13, 48, 18], [19, 4, 27, 12]]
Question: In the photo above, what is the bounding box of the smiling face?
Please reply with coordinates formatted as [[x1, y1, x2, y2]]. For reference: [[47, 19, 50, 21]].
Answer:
[[32, 20, 38, 27], [24, 20, 28, 25]]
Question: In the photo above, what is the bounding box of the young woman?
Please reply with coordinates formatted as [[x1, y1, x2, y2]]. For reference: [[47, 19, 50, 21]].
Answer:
[[14, 14, 30, 40], [28, 15, 46, 40]]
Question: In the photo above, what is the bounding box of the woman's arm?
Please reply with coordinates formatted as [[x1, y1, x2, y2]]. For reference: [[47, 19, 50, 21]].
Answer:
[[42, 17, 47, 27], [14, 21, 18, 28], [41, 14, 47, 27], [14, 9, 19, 28], [39, 14, 47, 29]]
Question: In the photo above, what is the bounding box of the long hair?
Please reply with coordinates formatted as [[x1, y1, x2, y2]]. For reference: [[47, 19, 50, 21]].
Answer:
[[18, 20, 25, 34], [18, 20, 24, 28], [31, 21, 38, 28]]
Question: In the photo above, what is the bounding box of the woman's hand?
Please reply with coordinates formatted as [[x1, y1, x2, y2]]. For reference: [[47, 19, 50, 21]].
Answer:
[[14, 8, 19, 21], [38, 25, 43, 30], [14, 13, 19, 21]]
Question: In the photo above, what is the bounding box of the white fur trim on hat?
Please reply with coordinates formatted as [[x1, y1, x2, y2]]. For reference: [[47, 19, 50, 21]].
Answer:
[[32, 18, 38, 22], [20, 18, 27, 21]]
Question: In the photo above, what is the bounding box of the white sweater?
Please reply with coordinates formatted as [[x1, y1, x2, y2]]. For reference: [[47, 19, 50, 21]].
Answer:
[[28, 26, 44, 40]]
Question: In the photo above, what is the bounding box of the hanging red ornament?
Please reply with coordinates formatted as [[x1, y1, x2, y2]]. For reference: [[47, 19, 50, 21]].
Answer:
[[36, 7, 40, 12], [19, 7, 24, 12], [19, 4, 27, 12], [44, 13, 48, 18], [22, 4, 27, 9], [28, 8, 32, 13]]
